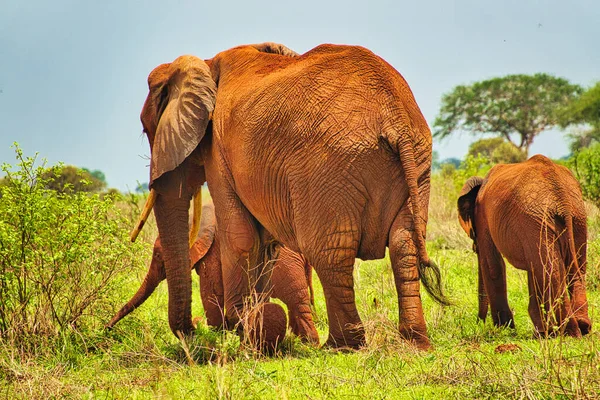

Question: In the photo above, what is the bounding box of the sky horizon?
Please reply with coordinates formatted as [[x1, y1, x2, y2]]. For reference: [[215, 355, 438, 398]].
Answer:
[[1, 1, 598, 190]]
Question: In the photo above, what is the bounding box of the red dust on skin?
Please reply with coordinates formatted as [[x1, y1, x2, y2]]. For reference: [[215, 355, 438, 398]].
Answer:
[[458, 155, 592, 338], [140, 42, 446, 350]]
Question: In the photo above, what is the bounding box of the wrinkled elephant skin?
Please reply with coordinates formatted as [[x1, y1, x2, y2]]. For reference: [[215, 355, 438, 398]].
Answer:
[[458, 155, 591, 337], [107, 202, 319, 344], [138, 43, 447, 349]]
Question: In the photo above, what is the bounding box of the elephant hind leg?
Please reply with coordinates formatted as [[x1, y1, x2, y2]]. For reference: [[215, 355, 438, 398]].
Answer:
[[389, 208, 432, 350], [310, 231, 364, 349], [567, 226, 591, 335], [527, 248, 581, 337]]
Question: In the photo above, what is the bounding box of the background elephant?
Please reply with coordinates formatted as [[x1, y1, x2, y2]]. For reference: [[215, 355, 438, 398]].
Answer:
[[458, 155, 591, 337], [138, 42, 447, 350], [107, 201, 319, 344]]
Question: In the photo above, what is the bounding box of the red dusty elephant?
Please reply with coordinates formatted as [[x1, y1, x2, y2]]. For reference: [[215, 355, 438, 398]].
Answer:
[[134, 42, 448, 350], [108, 201, 319, 344], [458, 155, 591, 337]]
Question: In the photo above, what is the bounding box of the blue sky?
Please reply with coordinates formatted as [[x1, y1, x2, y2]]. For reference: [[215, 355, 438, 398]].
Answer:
[[1, 0, 598, 190]]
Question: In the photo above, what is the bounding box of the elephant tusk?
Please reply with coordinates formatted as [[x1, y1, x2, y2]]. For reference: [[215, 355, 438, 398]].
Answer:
[[189, 187, 202, 249], [130, 189, 157, 243]]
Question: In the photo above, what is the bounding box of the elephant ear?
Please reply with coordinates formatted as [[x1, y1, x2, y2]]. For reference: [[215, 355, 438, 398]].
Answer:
[[190, 202, 217, 265], [457, 176, 484, 241], [149, 55, 216, 185]]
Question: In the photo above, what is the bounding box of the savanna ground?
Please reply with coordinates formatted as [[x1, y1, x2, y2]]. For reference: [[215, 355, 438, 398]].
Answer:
[[1, 154, 600, 399]]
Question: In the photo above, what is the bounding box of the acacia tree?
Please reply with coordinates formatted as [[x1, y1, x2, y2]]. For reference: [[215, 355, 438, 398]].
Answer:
[[559, 81, 600, 152], [434, 73, 582, 155]]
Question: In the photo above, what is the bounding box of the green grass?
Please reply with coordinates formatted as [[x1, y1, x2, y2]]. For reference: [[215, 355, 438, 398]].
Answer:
[[2, 182, 600, 399]]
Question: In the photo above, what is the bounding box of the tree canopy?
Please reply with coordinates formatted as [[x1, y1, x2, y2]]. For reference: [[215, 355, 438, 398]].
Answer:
[[467, 137, 526, 164], [559, 81, 600, 152], [433, 73, 582, 154]]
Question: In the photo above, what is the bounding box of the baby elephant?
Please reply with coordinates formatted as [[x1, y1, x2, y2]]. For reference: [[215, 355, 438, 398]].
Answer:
[[458, 155, 591, 337], [107, 202, 319, 344]]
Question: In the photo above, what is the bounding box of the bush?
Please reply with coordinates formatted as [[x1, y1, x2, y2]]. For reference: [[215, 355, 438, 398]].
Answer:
[[568, 143, 600, 208], [0, 145, 145, 348], [42, 165, 107, 193]]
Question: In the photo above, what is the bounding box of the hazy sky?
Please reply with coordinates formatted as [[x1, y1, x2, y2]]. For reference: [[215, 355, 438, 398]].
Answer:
[[1, 0, 598, 190]]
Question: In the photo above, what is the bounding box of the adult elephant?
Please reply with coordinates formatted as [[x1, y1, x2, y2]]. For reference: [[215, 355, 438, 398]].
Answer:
[[136, 42, 447, 350], [457, 155, 591, 337], [108, 201, 319, 344]]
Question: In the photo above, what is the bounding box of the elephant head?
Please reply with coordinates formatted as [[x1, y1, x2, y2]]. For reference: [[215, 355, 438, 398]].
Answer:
[[133, 45, 297, 337], [134, 55, 216, 336], [457, 176, 484, 245], [457, 176, 488, 320]]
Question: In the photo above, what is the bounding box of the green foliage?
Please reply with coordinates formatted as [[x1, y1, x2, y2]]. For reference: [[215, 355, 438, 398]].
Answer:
[[468, 137, 527, 164], [2, 146, 600, 398], [434, 73, 582, 153], [135, 182, 149, 193], [0, 144, 144, 348], [42, 165, 107, 193], [567, 142, 600, 208], [559, 81, 600, 152], [440, 157, 461, 168], [453, 154, 492, 193]]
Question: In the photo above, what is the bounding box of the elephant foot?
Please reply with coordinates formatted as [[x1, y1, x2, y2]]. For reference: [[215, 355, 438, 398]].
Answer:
[[322, 337, 364, 352], [399, 325, 432, 351], [244, 303, 287, 354], [492, 310, 515, 329], [323, 325, 366, 350], [563, 318, 583, 338], [323, 326, 366, 350], [577, 317, 592, 336]]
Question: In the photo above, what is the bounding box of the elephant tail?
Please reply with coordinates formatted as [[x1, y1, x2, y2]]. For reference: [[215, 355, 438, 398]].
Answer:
[[303, 258, 315, 307], [564, 212, 580, 272], [383, 128, 450, 306]]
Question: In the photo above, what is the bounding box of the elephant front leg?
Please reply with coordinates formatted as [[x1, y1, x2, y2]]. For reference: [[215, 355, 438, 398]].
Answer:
[[476, 230, 514, 329], [271, 247, 319, 345], [478, 263, 489, 322], [196, 238, 225, 329], [389, 211, 431, 350]]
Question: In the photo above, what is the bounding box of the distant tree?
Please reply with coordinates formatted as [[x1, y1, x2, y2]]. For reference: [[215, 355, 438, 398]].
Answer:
[[434, 74, 582, 155], [559, 81, 600, 152], [135, 182, 149, 193], [43, 165, 107, 193], [467, 138, 526, 164], [82, 168, 107, 184], [440, 157, 461, 169]]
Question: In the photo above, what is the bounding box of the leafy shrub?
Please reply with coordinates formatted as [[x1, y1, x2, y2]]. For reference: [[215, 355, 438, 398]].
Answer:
[[0, 145, 145, 348], [453, 154, 492, 193], [568, 143, 600, 208]]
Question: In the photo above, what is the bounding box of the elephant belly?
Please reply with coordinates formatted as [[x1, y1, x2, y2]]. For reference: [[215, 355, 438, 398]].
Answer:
[[488, 208, 539, 272]]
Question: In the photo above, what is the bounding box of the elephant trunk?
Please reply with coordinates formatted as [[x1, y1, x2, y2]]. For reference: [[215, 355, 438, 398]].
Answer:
[[106, 253, 166, 328], [153, 193, 194, 337]]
